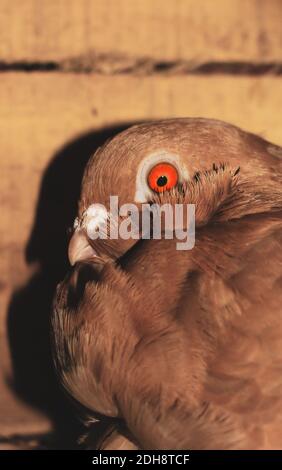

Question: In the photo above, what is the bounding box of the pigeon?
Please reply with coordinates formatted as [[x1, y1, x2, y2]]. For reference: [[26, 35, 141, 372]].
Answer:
[[51, 118, 282, 449]]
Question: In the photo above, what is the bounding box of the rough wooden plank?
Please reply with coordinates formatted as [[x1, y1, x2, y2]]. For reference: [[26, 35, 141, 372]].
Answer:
[[0, 72, 282, 437], [0, 0, 281, 63]]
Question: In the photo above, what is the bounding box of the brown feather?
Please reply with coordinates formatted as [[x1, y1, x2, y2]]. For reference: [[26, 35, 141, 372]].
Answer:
[[51, 118, 282, 449]]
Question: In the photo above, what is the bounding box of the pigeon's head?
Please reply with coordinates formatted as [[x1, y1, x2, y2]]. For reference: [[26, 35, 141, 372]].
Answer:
[[68, 118, 281, 266]]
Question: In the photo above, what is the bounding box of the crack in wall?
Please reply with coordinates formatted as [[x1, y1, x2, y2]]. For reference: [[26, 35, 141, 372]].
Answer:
[[0, 56, 282, 75], [0, 431, 53, 447]]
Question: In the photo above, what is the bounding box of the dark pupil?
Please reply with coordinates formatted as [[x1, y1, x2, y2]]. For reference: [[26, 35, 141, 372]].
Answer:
[[156, 175, 168, 187]]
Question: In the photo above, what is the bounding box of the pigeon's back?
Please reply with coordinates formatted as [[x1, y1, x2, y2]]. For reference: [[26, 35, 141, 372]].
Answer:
[[201, 218, 282, 449]]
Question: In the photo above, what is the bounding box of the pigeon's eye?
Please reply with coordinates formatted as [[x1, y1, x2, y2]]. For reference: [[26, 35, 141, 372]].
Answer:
[[147, 162, 178, 193]]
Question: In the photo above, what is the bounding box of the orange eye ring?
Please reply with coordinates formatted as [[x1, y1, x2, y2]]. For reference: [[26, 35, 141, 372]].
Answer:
[[147, 162, 179, 193]]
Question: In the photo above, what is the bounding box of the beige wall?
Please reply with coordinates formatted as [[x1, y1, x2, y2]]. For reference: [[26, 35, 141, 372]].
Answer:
[[0, 0, 281, 448]]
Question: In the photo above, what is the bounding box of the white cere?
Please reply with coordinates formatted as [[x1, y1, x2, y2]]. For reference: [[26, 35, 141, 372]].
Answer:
[[83, 204, 109, 239], [73, 217, 80, 229]]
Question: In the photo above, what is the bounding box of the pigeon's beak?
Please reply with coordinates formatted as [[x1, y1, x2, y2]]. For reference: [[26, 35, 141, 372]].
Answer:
[[68, 229, 97, 266]]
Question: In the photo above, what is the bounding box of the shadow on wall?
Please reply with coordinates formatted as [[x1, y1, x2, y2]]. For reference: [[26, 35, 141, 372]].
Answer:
[[6, 123, 135, 449]]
